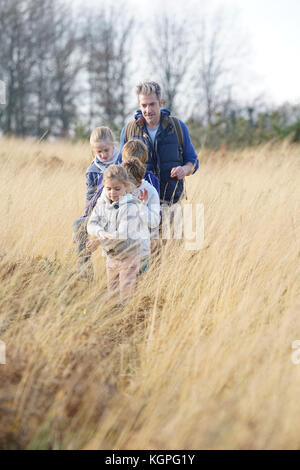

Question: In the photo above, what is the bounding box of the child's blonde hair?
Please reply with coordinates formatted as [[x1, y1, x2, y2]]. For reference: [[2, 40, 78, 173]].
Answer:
[[90, 126, 115, 148], [122, 139, 148, 164], [103, 164, 132, 188], [122, 157, 146, 185]]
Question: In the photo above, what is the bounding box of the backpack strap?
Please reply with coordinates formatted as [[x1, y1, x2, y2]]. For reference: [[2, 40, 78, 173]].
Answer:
[[170, 116, 188, 200], [125, 116, 183, 157], [124, 118, 145, 143], [170, 116, 184, 164], [125, 116, 187, 199]]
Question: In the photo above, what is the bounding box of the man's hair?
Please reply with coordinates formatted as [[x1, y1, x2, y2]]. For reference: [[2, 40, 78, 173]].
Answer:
[[136, 81, 162, 102], [122, 157, 146, 185], [122, 139, 148, 164], [103, 164, 131, 187]]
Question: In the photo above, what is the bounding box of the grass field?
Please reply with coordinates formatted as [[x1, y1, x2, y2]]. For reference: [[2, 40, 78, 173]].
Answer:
[[0, 136, 299, 450]]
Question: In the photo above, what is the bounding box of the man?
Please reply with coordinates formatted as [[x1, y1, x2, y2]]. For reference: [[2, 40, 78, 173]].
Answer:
[[119, 81, 199, 204]]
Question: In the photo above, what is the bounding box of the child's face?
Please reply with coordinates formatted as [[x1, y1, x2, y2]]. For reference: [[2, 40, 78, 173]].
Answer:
[[93, 141, 114, 162], [105, 178, 127, 202]]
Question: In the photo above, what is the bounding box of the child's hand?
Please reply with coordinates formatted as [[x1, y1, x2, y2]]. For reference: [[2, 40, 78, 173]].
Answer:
[[86, 239, 100, 252], [99, 230, 115, 240], [137, 188, 148, 203]]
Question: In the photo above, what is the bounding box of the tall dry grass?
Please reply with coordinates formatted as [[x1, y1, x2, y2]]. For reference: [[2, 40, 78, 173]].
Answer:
[[0, 137, 299, 449]]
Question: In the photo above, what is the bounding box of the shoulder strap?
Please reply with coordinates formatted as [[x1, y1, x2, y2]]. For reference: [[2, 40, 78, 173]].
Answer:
[[170, 116, 188, 200], [124, 119, 144, 143], [170, 117, 184, 163]]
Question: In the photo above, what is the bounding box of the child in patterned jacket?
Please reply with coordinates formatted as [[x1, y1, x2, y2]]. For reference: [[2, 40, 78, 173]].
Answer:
[[87, 165, 148, 301], [72, 127, 118, 278], [122, 157, 160, 273]]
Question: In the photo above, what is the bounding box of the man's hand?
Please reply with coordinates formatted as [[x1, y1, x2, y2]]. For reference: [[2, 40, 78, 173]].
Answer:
[[170, 162, 194, 180], [86, 239, 100, 252]]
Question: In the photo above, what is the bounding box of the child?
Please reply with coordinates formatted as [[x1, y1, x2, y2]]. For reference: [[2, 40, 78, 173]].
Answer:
[[121, 139, 160, 196], [86, 127, 119, 204], [122, 157, 160, 272], [85, 139, 160, 216], [87, 165, 148, 302], [73, 126, 119, 279], [79, 138, 161, 266]]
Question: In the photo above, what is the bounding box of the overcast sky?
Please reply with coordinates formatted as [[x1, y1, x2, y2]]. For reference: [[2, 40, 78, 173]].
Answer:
[[74, 0, 300, 106], [215, 0, 300, 104]]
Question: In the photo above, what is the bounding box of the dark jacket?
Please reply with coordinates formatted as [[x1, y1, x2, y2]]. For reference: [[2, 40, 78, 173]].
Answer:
[[119, 108, 199, 203], [85, 147, 119, 204]]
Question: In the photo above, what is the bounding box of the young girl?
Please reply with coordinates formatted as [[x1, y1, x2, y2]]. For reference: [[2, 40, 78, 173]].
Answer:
[[121, 139, 160, 197], [87, 165, 148, 302], [86, 126, 119, 204], [73, 126, 119, 279], [121, 157, 160, 273]]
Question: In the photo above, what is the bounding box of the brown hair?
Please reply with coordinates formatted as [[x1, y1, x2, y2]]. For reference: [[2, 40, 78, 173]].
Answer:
[[122, 139, 148, 164], [103, 165, 132, 188], [122, 157, 146, 185]]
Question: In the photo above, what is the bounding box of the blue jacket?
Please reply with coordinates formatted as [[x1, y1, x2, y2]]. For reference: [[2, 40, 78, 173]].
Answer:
[[83, 170, 159, 218], [85, 147, 119, 204], [85, 160, 102, 203], [119, 108, 199, 203]]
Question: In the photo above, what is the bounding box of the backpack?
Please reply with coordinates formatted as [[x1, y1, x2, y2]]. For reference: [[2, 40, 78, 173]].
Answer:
[[124, 115, 187, 201], [169, 117, 184, 164], [124, 116, 184, 164]]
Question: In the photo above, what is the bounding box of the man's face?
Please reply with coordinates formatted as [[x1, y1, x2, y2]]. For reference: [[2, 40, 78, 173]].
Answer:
[[138, 93, 162, 128]]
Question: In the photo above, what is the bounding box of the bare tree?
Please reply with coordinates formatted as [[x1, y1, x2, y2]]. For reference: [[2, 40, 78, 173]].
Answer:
[[47, 1, 84, 136], [0, 0, 36, 134], [25, 0, 56, 136], [192, 9, 248, 127], [0, 0, 83, 137], [84, 3, 135, 129], [145, 13, 192, 114]]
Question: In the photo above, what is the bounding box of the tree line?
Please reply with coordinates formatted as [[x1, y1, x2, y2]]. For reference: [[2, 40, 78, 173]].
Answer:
[[0, 0, 299, 148], [0, 0, 135, 137], [188, 102, 300, 149]]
